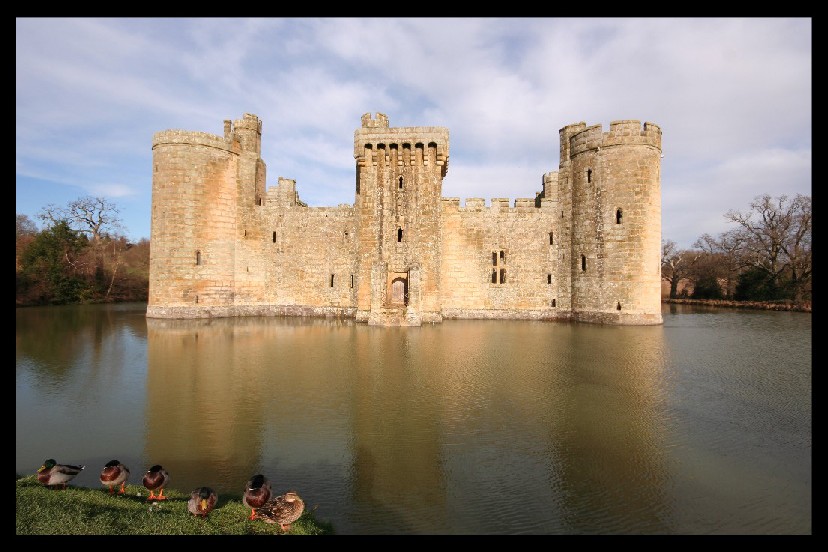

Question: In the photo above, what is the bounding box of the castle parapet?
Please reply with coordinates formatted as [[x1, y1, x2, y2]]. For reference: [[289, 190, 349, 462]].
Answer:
[[490, 198, 509, 212], [569, 120, 662, 157], [441, 197, 461, 210], [152, 130, 236, 152], [463, 198, 485, 211], [361, 112, 390, 128], [354, 114, 449, 175], [266, 176, 307, 207]]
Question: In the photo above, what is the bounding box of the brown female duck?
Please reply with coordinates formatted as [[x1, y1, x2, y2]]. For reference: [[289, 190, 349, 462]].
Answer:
[[255, 491, 305, 532], [188, 486, 218, 518]]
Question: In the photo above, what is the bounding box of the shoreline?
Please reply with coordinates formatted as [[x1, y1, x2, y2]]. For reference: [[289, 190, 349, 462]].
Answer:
[[662, 298, 811, 313]]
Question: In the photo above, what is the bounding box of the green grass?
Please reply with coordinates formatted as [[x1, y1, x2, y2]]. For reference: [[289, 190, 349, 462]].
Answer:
[[16, 476, 334, 535]]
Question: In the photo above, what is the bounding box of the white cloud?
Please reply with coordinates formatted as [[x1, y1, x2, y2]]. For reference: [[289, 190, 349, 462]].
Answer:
[[16, 17, 811, 245]]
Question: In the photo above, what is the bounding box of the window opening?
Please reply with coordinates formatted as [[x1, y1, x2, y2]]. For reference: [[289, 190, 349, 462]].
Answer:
[[581, 255, 587, 271]]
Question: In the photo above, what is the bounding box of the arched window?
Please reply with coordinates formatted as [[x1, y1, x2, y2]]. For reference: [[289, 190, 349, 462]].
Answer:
[[196, 250, 202, 265], [399, 176, 404, 189], [581, 255, 586, 272], [397, 228, 403, 242], [552, 298, 557, 307], [617, 302, 622, 311], [616, 208, 623, 224]]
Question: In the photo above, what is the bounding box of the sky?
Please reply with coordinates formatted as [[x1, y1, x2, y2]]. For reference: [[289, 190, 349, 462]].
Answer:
[[16, 18, 811, 249]]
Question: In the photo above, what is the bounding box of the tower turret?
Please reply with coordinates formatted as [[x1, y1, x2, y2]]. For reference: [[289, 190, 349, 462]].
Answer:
[[566, 120, 662, 324]]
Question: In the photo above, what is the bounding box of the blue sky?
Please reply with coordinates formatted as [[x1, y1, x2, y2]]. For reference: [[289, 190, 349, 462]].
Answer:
[[16, 18, 811, 249]]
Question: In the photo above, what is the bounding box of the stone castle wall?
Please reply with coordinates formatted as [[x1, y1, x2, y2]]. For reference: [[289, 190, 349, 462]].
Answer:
[[147, 113, 662, 325]]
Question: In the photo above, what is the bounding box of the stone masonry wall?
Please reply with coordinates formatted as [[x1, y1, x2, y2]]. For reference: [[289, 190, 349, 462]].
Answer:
[[147, 114, 663, 325]]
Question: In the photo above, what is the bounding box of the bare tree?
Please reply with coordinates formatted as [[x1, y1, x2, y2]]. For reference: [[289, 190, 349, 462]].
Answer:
[[694, 229, 744, 298], [725, 194, 811, 302], [39, 196, 124, 242], [661, 240, 700, 298]]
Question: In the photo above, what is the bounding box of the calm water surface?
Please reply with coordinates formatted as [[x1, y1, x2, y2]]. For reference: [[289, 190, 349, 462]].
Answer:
[[16, 303, 811, 534]]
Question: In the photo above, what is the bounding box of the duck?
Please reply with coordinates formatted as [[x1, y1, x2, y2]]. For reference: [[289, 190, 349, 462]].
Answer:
[[142, 464, 170, 501], [99, 459, 130, 495], [255, 491, 305, 532], [37, 459, 85, 489], [243, 474, 272, 520], [188, 486, 218, 518]]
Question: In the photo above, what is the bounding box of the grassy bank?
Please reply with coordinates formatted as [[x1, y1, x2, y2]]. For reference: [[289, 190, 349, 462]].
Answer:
[[16, 476, 334, 535]]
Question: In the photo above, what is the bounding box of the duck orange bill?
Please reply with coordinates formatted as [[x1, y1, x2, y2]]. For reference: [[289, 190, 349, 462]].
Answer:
[[201, 499, 208, 510]]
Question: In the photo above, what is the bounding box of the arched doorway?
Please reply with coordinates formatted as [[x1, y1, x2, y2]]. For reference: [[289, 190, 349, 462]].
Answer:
[[391, 277, 408, 306]]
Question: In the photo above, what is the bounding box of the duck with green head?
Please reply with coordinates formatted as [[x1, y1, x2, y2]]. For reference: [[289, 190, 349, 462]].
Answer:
[[100, 459, 130, 495], [142, 464, 170, 501], [243, 474, 272, 520], [37, 459, 85, 489]]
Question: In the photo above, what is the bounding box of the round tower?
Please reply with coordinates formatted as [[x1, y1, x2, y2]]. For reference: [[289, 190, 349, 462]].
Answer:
[[568, 120, 662, 324], [147, 128, 241, 317]]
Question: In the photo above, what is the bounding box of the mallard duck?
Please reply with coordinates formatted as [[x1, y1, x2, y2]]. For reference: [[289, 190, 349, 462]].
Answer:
[[188, 486, 218, 518], [243, 474, 272, 520], [142, 464, 170, 501], [37, 459, 85, 489], [255, 491, 305, 532], [99, 459, 130, 495]]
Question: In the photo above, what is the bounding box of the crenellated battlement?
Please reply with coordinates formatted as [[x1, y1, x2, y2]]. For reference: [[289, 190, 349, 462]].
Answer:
[[441, 196, 552, 213], [568, 120, 662, 157], [361, 112, 389, 128], [152, 130, 237, 153], [354, 118, 449, 176]]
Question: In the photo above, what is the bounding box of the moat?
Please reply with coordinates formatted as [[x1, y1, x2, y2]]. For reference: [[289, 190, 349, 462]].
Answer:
[[16, 302, 811, 534]]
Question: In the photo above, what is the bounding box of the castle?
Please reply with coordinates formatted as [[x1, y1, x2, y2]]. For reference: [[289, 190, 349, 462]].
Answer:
[[147, 112, 663, 326]]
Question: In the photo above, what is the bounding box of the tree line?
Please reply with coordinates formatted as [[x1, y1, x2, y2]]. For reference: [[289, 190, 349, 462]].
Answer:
[[16, 197, 149, 306], [17, 192, 812, 307], [662, 193, 811, 304]]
